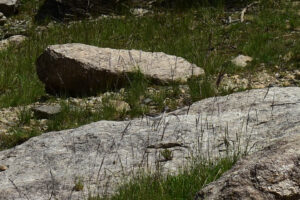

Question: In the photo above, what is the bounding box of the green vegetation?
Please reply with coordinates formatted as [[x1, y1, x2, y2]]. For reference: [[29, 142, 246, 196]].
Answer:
[[0, 128, 40, 150], [160, 149, 173, 161], [90, 157, 236, 200], [17, 107, 32, 126], [125, 71, 149, 117], [74, 177, 84, 192]]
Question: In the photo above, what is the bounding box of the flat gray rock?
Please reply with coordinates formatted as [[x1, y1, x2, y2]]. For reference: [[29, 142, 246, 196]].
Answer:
[[36, 43, 204, 95], [32, 104, 62, 119], [0, 87, 299, 199], [195, 133, 300, 200], [0, 0, 18, 16]]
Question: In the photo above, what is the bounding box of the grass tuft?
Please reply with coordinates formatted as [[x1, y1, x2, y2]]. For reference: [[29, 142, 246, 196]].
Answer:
[[90, 156, 236, 200]]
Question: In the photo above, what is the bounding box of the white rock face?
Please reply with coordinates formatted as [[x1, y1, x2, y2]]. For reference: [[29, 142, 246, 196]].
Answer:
[[0, 35, 26, 51], [36, 43, 204, 95], [0, 0, 18, 16], [231, 54, 253, 67], [0, 87, 299, 199]]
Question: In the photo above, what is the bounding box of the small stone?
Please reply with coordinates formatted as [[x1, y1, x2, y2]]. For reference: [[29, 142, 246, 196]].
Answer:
[[283, 81, 290, 87], [32, 104, 62, 119], [0, 165, 8, 171], [119, 88, 125, 94], [143, 98, 152, 104], [108, 100, 130, 112], [285, 74, 295, 80], [70, 98, 80, 105], [0, 35, 26, 51], [179, 88, 185, 94], [252, 84, 265, 89], [231, 55, 253, 67], [130, 8, 149, 16]]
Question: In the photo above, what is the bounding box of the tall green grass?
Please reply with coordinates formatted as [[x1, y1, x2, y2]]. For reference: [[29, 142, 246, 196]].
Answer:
[[90, 157, 236, 200]]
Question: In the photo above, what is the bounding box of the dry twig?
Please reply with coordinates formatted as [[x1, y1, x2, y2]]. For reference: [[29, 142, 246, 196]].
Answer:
[[241, 1, 259, 22]]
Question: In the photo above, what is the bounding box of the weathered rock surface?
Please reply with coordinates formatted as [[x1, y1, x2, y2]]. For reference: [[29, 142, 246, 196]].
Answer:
[[0, 87, 299, 199], [0, 35, 26, 51], [0, 0, 18, 16], [195, 133, 300, 200], [36, 43, 204, 95]]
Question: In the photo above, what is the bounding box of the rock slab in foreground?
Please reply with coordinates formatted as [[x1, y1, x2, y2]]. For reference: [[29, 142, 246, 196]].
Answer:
[[0, 0, 18, 16], [0, 87, 299, 199], [195, 133, 300, 200], [36, 43, 204, 95]]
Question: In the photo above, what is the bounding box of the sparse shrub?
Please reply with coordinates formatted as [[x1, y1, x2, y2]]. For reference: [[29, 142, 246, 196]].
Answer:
[[0, 128, 40, 150], [17, 107, 32, 126], [74, 177, 84, 191], [125, 70, 149, 117], [188, 76, 215, 102], [160, 149, 173, 161]]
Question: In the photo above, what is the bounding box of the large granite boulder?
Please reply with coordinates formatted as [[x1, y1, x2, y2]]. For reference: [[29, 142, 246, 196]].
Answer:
[[36, 43, 204, 95], [0, 0, 18, 16], [0, 87, 299, 199], [195, 133, 300, 200]]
